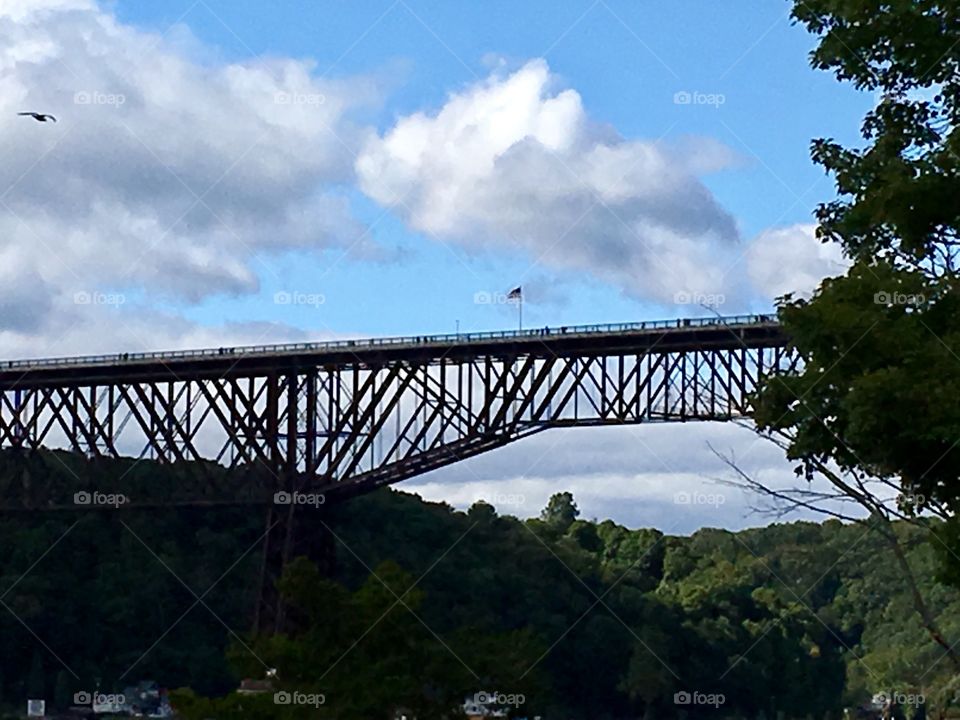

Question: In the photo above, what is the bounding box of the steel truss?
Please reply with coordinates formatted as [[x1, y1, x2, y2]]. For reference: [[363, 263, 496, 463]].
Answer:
[[0, 316, 793, 631]]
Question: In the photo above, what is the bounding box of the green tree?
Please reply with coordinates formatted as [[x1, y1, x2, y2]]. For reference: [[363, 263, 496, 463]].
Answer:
[[540, 492, 579, 531], [618, 625, 678, 720], [25, 650, 43, 700], [466, 500, 497, 525], [752, 0, 960, 519], [53, 671, 72, 710], [749, 0, 960, 670], [567, 519, 602, 553]]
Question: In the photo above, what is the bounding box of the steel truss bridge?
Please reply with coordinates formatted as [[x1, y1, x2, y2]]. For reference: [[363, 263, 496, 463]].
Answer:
[[0, 313, 793, 631]]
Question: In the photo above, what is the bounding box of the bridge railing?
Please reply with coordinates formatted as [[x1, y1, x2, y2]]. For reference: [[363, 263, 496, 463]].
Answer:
[[2, 313, 778, 371]]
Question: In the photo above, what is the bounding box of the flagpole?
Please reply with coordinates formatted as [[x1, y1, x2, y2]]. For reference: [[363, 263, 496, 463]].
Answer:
[[507, 286, 523, 332]]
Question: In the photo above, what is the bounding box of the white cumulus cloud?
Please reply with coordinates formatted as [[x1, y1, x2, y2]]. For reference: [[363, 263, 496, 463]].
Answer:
[[746, 223, 849, 300], [356, 59, 741, 304], [0, 0, 377, 339]]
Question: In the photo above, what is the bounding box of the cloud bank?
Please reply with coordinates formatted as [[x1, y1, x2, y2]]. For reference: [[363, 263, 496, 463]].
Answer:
[[357, 59, 742, 304], [746, 223, 849, 300], [0, 1, 856, 531], [0, 0, 374, 348]]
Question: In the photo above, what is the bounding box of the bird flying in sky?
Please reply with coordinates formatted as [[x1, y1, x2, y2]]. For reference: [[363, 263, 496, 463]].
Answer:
[[18, 112, 56, 122]]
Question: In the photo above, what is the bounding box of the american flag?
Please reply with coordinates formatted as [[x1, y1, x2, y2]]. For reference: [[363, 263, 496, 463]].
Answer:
[[507, 286, 522, 300]]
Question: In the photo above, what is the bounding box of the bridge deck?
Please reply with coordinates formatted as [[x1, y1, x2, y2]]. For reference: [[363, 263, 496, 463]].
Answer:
[[0, 314, 786, 388], [0, 312, 792, 635]]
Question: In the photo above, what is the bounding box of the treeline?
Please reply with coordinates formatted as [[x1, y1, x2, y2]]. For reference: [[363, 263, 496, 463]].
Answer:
[[0, 451, 958, 718]]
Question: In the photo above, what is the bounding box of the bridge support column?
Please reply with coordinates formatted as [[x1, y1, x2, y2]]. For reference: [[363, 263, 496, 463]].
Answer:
[[253, 497, 337, 636], [253, 371, 337, 635]]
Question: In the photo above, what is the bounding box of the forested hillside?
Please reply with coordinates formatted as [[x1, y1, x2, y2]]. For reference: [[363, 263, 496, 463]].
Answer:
[[0, 450, 957, 718]]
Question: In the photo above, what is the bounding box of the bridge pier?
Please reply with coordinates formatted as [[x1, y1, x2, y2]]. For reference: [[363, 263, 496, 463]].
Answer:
[[253, 498, 337, 635]]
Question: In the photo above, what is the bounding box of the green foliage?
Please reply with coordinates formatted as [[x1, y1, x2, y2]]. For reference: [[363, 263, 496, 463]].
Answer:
[[762, 0, 960, 502], [170, 687, 290, 719], [25, 651, 43, 699], [52, 671, 72, 711], [753, 259, 960, 509], [539, 491, 579, 531], [791, 0, 960, 270], [2, 452, 959, 717], [751, 0, 960, 593], [0, 450, 265, 706]]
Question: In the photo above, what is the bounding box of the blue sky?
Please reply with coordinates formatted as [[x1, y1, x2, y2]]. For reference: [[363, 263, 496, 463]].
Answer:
[[114, 0, 867, 339], [0, 0, 869, 529]]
